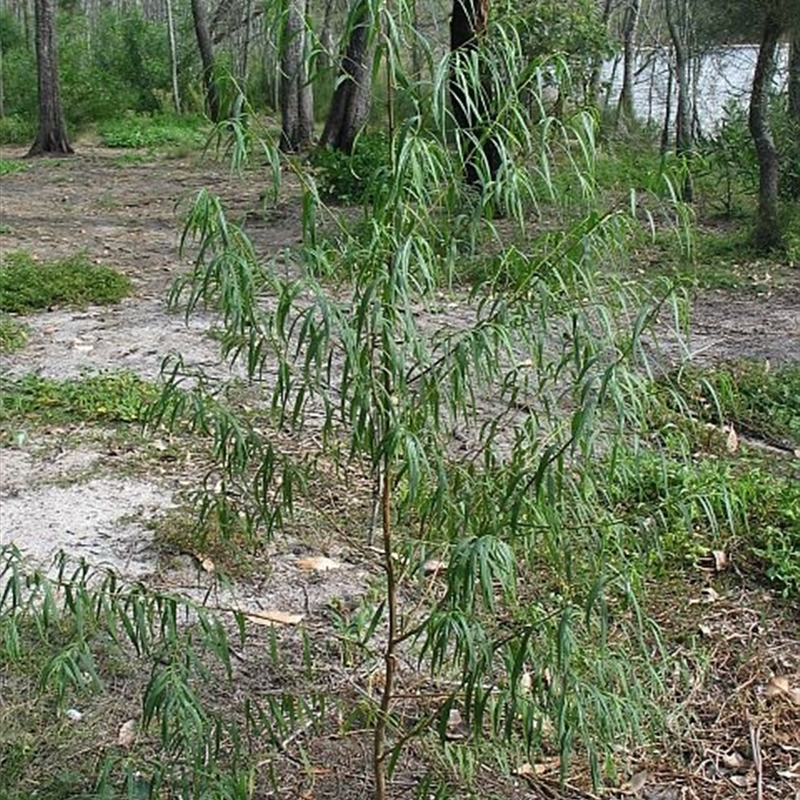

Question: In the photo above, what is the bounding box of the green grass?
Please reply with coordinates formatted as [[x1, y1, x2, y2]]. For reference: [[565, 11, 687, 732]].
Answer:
[[0, 314, 27, 353], [668, 362, 800, 449], [0, 158, 28, 176], [0, 371, 157, 427], [97, 113, 210, 150], [0, 251, 131, 313]]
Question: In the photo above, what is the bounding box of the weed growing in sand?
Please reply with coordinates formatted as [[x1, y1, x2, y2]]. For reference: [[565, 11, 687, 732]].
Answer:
[[0, 314, 27, 353], [0, 371, 156, 427], [0, 158, 28, 176], [0, 251, 131, 313]]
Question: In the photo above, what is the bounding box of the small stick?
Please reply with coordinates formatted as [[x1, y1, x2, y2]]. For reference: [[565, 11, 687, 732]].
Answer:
[[749, 719, 763, 800]]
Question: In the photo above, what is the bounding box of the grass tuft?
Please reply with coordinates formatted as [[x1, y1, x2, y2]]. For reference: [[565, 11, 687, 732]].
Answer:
[[0, 251, 131, 313], [0, 314, 27, 353], [97, 113, 210, 150]]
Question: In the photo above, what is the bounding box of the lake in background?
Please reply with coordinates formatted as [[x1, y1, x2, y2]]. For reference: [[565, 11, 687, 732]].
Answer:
[[602, 45, 790, 134]]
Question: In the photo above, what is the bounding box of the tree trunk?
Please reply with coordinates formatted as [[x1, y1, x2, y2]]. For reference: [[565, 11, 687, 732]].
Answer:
[[616, 0, 641, 127], [280, 0, 314, 151], [789, 33, 800, 122], [319, 0, 372, 154], [450, 0, 499, 186], [165, 0, 181, 114], [191, 0, 221, 122], [666, 0, 693, 200], [28, 0, 72, 156], [748, 14, 783, 252], [588, 0, 613, 107]]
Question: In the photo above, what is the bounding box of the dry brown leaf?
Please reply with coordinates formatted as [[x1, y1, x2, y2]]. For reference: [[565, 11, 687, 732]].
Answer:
[[118, 718, 137, 748], [700, 586, 720, 603], [623, 770, 648, 794], [515, 757, 560, 777], [296, 555, 341, 572], [778, 766, 800, 779], [725, 424, 739, 453], [729, 773, 754, 788], [519, 669, 533, 694], [712, 550, 728, 571], [765, 675, 792, 697], [194, 552, 215, 572], [721, 751, 747, 770], [245, 610, 305, 627], [422, 558, 447, 576]]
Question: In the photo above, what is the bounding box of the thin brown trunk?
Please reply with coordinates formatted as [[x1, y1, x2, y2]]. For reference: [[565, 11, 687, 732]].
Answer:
[[28, 0, 72, 156], [192, 0, 220, 121], [616, 0, 641, 127], [666, 0, 692, 201], [748, 14, 783, 252]]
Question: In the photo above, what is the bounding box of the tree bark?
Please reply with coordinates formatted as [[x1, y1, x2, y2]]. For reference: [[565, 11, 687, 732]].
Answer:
[[450, 0, 499, 186], [666, 0, 693, 200], [748, 13, 783, 252], [319, 0, 372, 154], [191, 0, 221, 122], [280, 0, 314, 151], [165, 0, 181, 114], [789, 33, 800, 122], [28, 0, 72, 156], [616, 0, 641, 127]]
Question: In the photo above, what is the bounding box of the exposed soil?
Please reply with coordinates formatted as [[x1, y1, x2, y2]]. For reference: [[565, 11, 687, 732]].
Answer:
[[0, 145, 798, 800]]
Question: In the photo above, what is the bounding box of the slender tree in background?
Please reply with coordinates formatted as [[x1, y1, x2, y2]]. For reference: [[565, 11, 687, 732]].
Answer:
[[749, 10, 783, 251], [665, 0, 693, 200], [280, 0, 314, 151], [165, 0, 181, 113], [789, 31, 800, 121], [450, 0, 500, 185], [191, 0, 221, 122], [319, 0, 373, 153], [28, 0, 72, 156], [616, 0, 641, 128]]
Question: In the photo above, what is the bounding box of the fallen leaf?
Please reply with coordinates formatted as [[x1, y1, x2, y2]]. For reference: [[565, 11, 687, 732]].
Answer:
[[701, 586, 720, 603], [712, 550, 728, 571], [519, 670, 533, 694], [721, 751, 746, 770], [777, 766, 800, 779], [699, 623, 713, 637], [66, 708, 83, 722], [422, 558, 447, 576], [118, 718, 137, 748], [729, 773, 754, 788], [624, 770, 648, 794], [725, 424, 739, 453], [245, 610, 305, 627], [765, 675, 791, 697], [194, 552, 215, 572], [296, 556, 341, 572], [515, 758, 560, 777]]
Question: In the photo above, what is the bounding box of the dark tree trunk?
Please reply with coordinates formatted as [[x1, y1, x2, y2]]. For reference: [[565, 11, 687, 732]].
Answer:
[[450, 0, 499, 186], [280, 0, 314, 152], [319, 0, 372, 154], [28, 0, 72, 156], [749, 14, 783, 252], [789, 34, 800, 122], [191, 0, 221, 122]]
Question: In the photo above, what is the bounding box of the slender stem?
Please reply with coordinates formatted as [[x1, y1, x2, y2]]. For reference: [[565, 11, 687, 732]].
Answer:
[[373, 459, 397, 800]]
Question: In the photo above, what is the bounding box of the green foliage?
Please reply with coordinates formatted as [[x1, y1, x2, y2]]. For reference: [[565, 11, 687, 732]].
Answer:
[[0, 251, 131, 313], [312, 132, 394, 203], [669, 362, 800, 448], [697, 101, 758, 217], [0, 371, 157, 426], [0, 159, 28, 176], [0, 114, 35, 145], [98, 113, 210, 150], [0, 314, 27, 354]]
